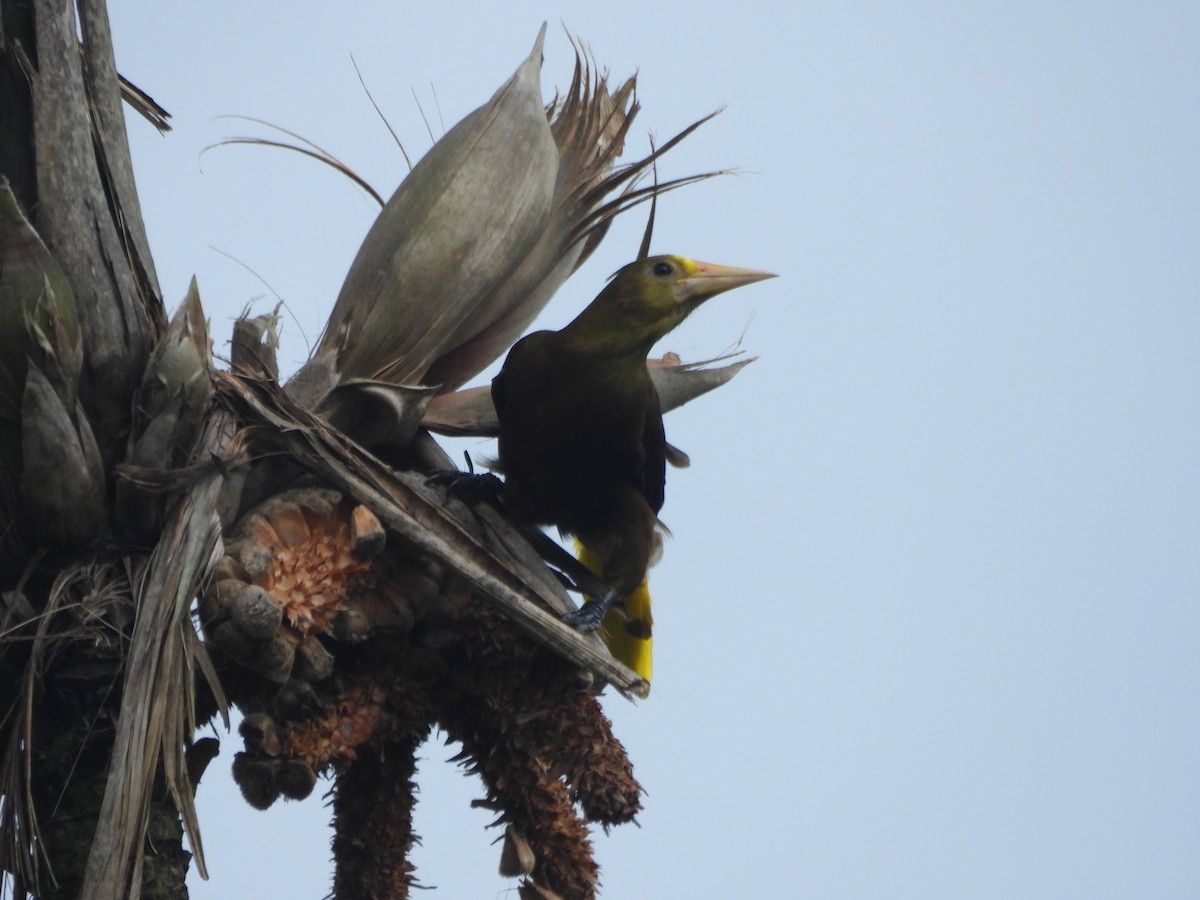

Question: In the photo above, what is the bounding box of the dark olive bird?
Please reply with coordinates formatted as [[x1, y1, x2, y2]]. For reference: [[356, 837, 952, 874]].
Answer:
[[491, 254, 774, 679]]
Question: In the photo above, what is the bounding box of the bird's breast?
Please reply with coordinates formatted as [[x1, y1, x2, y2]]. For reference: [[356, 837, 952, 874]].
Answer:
[[495, 348, 657, 530]]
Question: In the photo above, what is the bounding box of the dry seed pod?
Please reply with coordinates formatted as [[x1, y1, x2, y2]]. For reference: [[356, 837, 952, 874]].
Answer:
[[385, 561, 443, 621], [208, 621, 258, 659], [273, 679, 322, 723], [350, 504, 385, 558], [258, 498, 311, 548], [232, 752, 282, 811], [238, 713, 282, 757], [330, 607, 372, 644], [234, 536, 274, 583], [199, 577, 236, 622], [293, 634, 335, 683], [228, 583, 284, 641], [276, 759, 318, 801], [211, 554, 245, 582], [356, 587, 416, 634], [255, 634, 297, 684], [500, 824, 537, 877]]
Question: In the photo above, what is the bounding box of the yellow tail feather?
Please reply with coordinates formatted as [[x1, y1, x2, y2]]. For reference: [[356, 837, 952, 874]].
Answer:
[[575, 540, 653, 683]]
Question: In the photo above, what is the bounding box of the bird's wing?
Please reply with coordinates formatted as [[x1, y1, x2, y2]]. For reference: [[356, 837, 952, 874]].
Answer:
[[490, 364, 509, 420], [640, 383, 667, 514]]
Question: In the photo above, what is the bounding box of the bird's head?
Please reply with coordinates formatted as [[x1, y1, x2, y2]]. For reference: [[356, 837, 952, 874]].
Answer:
[[566, 255, 775, 354]]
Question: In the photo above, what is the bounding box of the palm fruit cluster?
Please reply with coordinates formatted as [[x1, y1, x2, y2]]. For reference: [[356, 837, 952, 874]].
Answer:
[[203, 487, 440, 688], [200, 484, 641, 898]]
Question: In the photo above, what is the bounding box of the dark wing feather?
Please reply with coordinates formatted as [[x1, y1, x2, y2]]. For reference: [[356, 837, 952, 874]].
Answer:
[[640, 383, 667, 514], [490, 365, 509, 422]]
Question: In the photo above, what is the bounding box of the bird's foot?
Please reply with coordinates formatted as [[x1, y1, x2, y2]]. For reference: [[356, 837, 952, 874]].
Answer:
[[425, 469, 504, 504], [562, 589, 619, 633]]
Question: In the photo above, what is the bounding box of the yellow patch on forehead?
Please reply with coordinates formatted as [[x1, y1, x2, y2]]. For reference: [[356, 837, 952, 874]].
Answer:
[[673, 256, 699, 277]]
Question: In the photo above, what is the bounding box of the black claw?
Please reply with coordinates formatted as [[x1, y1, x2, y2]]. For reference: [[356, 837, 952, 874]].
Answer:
[[550, 568, 579, 592], [426, 469, 504, 504], [562, 589, 619, 633]]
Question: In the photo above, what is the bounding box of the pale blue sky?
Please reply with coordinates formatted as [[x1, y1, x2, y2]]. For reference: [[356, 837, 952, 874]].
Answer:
[[111, 2, 1198, 897]]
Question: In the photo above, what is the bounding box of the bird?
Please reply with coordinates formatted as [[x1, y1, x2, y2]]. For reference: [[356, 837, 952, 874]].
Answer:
[[490, 254, 775, 680]]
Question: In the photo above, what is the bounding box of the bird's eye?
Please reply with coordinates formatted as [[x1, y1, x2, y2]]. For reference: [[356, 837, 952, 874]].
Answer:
[[652, 261, 674, 277]]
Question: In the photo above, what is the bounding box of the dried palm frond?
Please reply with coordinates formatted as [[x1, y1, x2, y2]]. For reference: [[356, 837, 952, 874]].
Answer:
[[0, 180, 87, 575], [80, 413, 232, 899], [312, 25, 560, 390], [421, 352, 756, 438], [416, 35, 641, 389], [117, 72, 171, 133], [20, 366, 106, 549], [208, 116, 386, 207], [116, 280, 214, 540], [0, 559, 134, 898], [0, 179, 82, 429], [31, 0, 164, 474], [303, 25, 723, 397]]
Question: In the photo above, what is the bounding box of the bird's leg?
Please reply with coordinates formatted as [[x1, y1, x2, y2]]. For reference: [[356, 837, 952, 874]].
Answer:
[[425, 452, 504, 504], [429, 458, 625, 632], [519, 527, 613, 598], [562, 496, 657, 633], [523, 529, 623, 633], [562, 588, 621, 633]]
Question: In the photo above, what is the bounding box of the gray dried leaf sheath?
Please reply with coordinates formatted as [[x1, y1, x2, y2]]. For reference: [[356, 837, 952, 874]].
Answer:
[[314, 27, 559, 388]]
